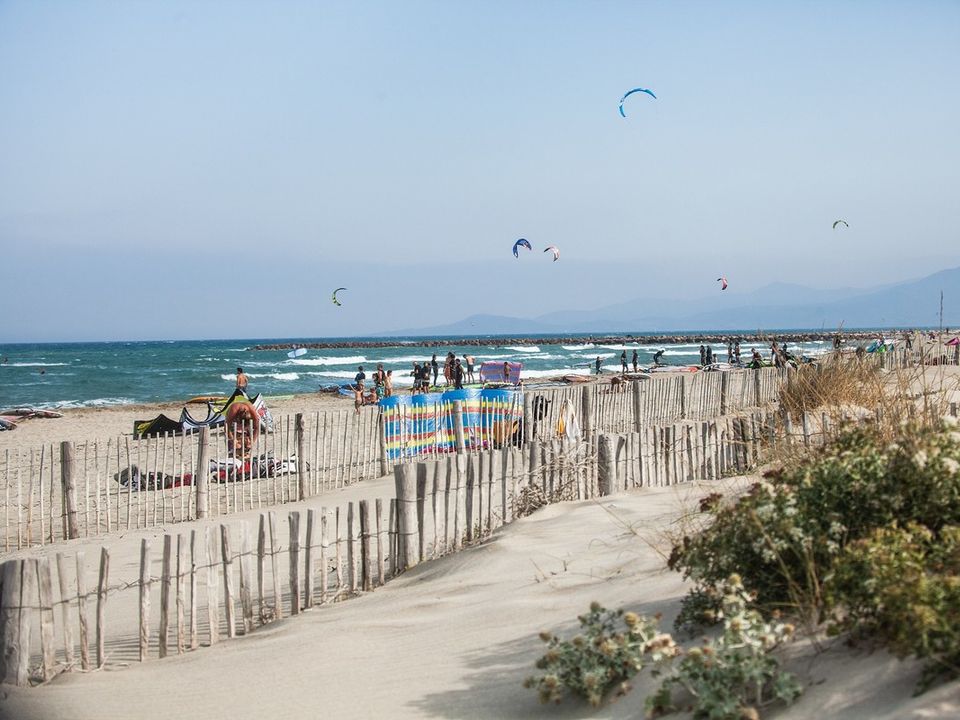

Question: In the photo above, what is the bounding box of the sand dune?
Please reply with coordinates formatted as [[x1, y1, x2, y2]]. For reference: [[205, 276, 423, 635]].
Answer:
[[2, 479, 956, 720]]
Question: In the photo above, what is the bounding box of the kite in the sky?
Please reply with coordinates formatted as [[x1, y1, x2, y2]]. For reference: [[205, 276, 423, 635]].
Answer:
[[618, 87, 657, 117], [717, 277, 728, 291], [833, 219, 849, 229], [332, 287, 347, 306], [512, 238, 532, 258], [544, 245, 560, 262]]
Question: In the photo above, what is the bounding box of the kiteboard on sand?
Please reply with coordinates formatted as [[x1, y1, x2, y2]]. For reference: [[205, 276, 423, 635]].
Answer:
[[185, 395, 228, 405]]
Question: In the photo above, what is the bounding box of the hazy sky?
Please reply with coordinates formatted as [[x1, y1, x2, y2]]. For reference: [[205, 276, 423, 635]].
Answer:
[[1, 1, 958, 341]]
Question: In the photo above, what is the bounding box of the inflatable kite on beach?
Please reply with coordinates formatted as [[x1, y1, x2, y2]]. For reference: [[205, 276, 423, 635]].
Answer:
[[833, 220, 849, 230], [512, 238, 532, 258], [544, 245, 560, 262], [332, 288, 347, 306], [618, 87, 656, 117], [717, 277, 728, 290]]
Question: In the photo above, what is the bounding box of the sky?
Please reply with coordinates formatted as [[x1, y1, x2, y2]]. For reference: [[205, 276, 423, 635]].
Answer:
[[1, 0, 958, 342]]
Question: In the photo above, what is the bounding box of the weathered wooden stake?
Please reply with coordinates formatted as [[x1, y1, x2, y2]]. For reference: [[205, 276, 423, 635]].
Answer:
[[139, 540, 151, 661], [289, 511, 301, 615], [195, 427, 210, 519]]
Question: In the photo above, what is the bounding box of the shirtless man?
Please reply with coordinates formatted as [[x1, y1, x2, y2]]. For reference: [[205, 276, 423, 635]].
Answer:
[[235, 367, 249, 394]]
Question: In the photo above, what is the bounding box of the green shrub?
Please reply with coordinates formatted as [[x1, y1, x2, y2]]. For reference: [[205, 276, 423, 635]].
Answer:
[[647, 576, 802, 720], [827, 523, 960, 692], [524, 602, 678, 707], [669, 419, 960, 628]]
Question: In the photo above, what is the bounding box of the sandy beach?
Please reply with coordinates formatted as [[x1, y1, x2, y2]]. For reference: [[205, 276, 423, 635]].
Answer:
[[1, 479, 956, 720]]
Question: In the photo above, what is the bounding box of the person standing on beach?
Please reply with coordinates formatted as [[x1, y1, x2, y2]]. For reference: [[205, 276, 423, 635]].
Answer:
[[444, 353, 454, 386], [385, 370, 393, 397], [631, 349, 639, 373], [595, 356, 603, 375], [354, 365, 366, 390], [454, 359, 465, 389], [727, 341, 733, 363], [503, 361, 511, 384], [699, 345, 707, 367], [235, 367, 249, 394], [411, 362, 421, 393], [705, 345, 714, 366], [465, 354, 475, 384], [431, 354, 439, 387], [734, 341, 741, 365], [620, 350, 628, 374]]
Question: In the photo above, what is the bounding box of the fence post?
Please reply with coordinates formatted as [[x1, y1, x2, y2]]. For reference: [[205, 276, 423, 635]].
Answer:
[[288, 512, 301, 615], [453, 401, 466, 453], [582, 385, 595, 437], [359, 500, 373, 592], [597, 434, 616, 496], [58, 441, 79, 539], [195, 428, 210, 519], [378, 414, 389, 477], [394, 464, 419, 570], [523, 393, 533, 444], [720, 372, 729, 415], [632, 381, 643, 433], [295, 413, 307, 500], [678, 375, 688, 420], [753, 368, 762, 406], [0, 560, 32, 686]]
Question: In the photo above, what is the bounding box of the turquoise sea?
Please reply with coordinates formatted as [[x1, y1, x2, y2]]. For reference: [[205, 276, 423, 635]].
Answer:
[[0, 334, 832, 409]]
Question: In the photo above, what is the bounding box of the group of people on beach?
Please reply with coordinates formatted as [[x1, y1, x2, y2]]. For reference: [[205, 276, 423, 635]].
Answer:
[[351, 364, 395, 412], [410, 353, 477, 394]]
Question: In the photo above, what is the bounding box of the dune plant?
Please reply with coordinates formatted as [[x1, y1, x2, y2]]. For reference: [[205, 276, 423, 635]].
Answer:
[[669, 417, 960, 632], [646, 576, 801, 720], [827, 523, 960, 692], [524, 602, 677, 707]]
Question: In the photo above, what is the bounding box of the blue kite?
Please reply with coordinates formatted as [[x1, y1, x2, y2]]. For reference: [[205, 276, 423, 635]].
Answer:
[[619, 87, 657, 117], [512, 238, 532, 258]]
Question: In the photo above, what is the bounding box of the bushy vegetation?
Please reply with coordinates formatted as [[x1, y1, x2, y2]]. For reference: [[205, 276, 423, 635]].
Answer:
[[524, 602, 676, 707], [646, 576, 801, 720], [669, 415, 960, 693], [525, 581, 801, 720], [828, 523, 960, 691]]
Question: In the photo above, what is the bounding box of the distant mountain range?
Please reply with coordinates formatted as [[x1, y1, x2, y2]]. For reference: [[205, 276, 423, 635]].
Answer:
[[384, 267, 960, 336]]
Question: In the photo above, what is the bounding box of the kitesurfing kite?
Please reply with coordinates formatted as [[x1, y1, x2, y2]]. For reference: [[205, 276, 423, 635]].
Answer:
[[332, 288, 347, 306], [618, 87, 657, 117], [512, 238, 532, 258], [717, 277, 728, 291], [287, 348, 307, 359], [832, 219, 849, 230], [544, 245, 560, 262]]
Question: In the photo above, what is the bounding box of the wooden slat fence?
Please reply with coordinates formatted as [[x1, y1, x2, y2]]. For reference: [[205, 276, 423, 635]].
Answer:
[[6, 398, 943, 687]]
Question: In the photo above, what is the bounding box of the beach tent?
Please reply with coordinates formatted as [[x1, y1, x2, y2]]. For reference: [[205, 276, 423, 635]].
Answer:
[[479, 361, 523, 385], [947, 337, 960, 346]]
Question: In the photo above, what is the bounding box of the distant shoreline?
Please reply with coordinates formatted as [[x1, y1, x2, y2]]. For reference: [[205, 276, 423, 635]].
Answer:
[[248, 329, 897, 351]]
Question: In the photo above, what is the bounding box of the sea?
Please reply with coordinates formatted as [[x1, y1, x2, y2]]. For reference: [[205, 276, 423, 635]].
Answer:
[[0, 334, 832, 409]]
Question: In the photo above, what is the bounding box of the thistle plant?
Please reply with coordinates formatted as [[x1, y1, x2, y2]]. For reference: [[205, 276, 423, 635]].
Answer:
[[646, 576, 802, 720], [524, 602, 677, 707]]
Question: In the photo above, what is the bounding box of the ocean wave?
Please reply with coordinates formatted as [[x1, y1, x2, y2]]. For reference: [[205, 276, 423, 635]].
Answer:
[[37, 397, 137, 409], [519, 367, 592, 379], [220, 372, 300, 382], [288, 355, 367, 367], [504, 346, 540, 353], [598, 344, 642, 351], [561, 343, 595, 351], [3, 362, 70, 367], [572, 352, 616, 360]]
